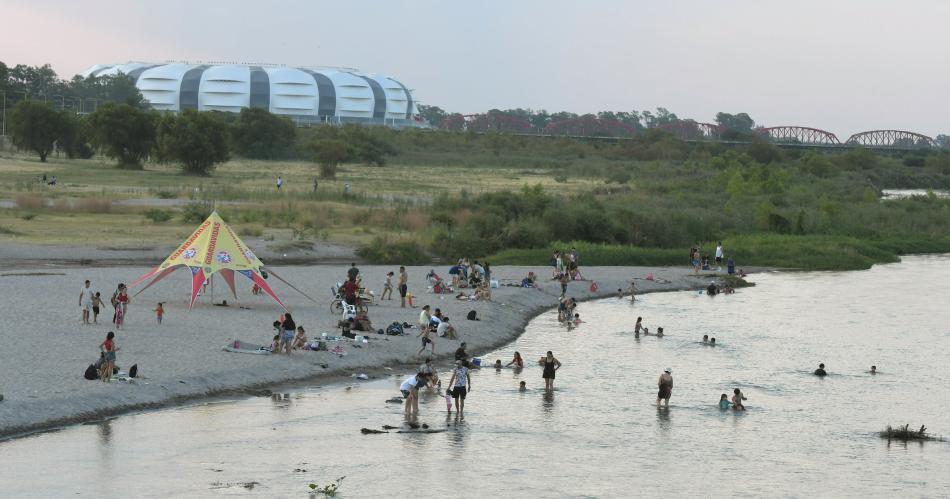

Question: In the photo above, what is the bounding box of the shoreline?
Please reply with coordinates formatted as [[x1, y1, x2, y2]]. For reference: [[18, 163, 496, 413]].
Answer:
[[0, 264, 742, 440]]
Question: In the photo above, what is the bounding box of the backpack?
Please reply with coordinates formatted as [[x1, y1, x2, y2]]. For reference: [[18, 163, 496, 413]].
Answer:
[[386, 322, 404, 335], [467, 310, 479, 321], [129, 364, 138, 378], [84, 364, 98, 380]]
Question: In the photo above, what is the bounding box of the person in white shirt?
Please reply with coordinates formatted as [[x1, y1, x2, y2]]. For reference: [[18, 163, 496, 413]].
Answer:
[[79, 280, 94, 325], [715, 242, 724, 268], [400, 373, 423, 416], [447, 360, 472, 418]]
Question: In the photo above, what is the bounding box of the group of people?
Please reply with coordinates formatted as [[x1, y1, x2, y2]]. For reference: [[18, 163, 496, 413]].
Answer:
[[690, 242, 738, 275], [79, 280, 133, 328], [269, 313, 310, 354], [552, 248, 583, 281], [448, 258, 491, 289], [416, 305, 459, 355]]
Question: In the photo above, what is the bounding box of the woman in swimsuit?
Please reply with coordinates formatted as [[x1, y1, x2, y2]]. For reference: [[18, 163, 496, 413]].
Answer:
[[539, 351, 561, 390], [657, 368, 673, 407], [634, 317, 643, 337]]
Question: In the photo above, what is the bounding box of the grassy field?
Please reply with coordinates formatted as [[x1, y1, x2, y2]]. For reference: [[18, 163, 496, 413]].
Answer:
[[3, 129, 950, 271]]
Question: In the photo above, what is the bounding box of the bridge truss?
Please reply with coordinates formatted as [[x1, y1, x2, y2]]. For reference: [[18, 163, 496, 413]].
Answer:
[[758, 126, 841, 145], [846, 130, 936, 148]]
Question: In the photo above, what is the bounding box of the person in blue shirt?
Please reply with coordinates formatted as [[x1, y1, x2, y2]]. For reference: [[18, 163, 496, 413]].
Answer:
[[719, 394, 731, 410]]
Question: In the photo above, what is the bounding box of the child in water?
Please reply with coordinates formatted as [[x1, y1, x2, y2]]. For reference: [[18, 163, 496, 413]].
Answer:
[[732, 388, 747, 410], [494, 360, 503, 369], [719, 394, 731, 410], [154, 302, 164, 324], [656, 327, 664, 337], [519, 381, 527, 392], [573, 313, 583, 325], [444, 388, 453, 414]]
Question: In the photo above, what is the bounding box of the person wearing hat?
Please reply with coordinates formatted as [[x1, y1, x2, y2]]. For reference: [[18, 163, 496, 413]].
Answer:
[[447, 360, 471, 418], [657, 368, 673, 407]]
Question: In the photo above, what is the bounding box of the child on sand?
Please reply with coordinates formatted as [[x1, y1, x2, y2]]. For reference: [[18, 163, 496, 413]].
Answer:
[[382, 272, 394, 300], [154, 303, 164, 324], [114, 302, 125, 330], [444, 388, 453, 414], [92, 292, 103, 324]]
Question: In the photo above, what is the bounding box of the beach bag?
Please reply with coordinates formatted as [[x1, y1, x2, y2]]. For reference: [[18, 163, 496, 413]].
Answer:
[[386, 322, 404, 335], [467, 310, 479, 321], [129, 364, 138, 378], [84, 364, 98, 380]]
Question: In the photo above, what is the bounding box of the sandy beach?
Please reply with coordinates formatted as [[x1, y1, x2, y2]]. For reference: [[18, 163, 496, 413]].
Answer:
[[0, 263, 725, 438]]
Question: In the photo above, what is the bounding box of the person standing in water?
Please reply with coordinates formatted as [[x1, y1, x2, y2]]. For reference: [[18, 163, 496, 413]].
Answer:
[[732, 388, 747, 410], [539, 351, 562, 390], [634, 317, 643, 337], [657, 368, 673, 407], [814, 363, 827, 376], [447, 360, 471, 418]]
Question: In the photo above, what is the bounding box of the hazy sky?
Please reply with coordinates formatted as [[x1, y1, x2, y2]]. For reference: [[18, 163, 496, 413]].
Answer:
[[2, 0, 948, 137]]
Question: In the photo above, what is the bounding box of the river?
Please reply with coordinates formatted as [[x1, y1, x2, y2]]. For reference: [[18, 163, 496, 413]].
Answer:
[[2, 256, 949, 497]]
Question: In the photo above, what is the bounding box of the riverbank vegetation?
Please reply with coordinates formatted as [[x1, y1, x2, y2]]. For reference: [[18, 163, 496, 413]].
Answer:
[[879, 424, 943, 442]]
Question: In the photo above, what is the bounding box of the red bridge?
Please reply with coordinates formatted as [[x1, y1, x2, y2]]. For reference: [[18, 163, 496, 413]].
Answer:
[[756, 126, 841, 145]]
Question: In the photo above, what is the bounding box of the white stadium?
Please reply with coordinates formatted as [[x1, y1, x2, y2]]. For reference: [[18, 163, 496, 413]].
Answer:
[[80, 62, 419, 126]]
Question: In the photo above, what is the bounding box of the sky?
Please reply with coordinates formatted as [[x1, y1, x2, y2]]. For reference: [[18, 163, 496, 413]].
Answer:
[[2, 0, 948, 137]]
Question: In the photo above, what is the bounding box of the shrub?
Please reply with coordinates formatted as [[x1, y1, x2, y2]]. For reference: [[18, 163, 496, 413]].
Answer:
[[232, 108, 297, 159], [14, 194, 45, 210], [143, 208, 172, 223], [181, 202, 212, 224], [356, 236, 429, 264], [239, 225, 264, 237], [156, 109, 231, 175], [87, 102, 157, 168]]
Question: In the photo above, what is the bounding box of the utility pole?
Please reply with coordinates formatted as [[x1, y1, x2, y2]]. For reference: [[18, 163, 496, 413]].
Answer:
[[1, 91, 5, 137]]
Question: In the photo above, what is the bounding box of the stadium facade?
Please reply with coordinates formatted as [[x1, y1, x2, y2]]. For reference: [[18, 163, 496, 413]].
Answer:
[[80, 62, 419, 126]]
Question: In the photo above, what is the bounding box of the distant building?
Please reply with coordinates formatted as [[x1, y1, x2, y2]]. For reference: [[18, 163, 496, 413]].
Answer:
[[81, 62, 419, 126]]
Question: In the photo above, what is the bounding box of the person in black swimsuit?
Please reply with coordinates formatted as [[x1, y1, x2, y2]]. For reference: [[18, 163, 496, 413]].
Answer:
[[539, 351, 562, 390]]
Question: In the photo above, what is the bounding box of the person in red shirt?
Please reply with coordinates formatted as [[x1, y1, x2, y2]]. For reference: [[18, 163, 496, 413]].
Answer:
[[342, 278, 358, 306]]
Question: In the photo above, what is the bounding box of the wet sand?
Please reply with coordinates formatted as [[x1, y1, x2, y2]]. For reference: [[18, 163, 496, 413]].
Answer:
[[0, 263, 727, 438]]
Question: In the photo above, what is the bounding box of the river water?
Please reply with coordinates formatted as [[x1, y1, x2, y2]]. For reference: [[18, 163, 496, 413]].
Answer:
[[2, 256, 950, 498]]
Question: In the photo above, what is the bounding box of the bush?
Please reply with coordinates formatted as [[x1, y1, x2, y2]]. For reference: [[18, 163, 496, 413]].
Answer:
[[14, 194, 45, 210], [232, 108, 297, 159], [181, 202, 212, 224], [143, 208, 172, 223], [356, 236, 429, 264]]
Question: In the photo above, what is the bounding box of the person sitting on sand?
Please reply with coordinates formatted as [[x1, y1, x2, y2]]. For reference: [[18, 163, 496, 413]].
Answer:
[[506, 351, 524, 368], [719, 394, 731, 410], [437, 317, 457, 340], [455, 292, 473, 301], [268, 334, 280, 352], [474, 282, 492, 301], [702, 335, 709, 344], [814, 363, 827, 376], [292, 326, 308, 350], [732, 388, 747, 410]]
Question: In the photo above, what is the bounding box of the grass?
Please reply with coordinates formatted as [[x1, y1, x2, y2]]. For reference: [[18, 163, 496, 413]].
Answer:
[[879, 424, 943, 442]]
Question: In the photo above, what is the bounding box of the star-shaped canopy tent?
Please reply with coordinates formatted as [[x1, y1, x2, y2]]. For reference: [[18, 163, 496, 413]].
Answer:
[[130, 211, 311, 310]]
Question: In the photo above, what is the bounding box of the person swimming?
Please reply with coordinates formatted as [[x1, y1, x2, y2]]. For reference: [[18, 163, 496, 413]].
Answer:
[[869, 365, 877, 374], [814, 363, 827, 376], [519, 381, 527, 392], [494, 360, 503, 369], [709, 337, 716, 346], [702, 335, 709, 344], [656, 327, 664, 337], [719, 394, 731, 410]]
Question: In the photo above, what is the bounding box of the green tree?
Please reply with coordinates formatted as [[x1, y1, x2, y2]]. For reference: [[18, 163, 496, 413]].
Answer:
[[156, 109, 230, 175], [9, 100, 68, 162], [715, 112, 755, 134], [311, 138, 349, 179], [87, 102, 157, 168], [232, 107, 296, 159], [416, 104, 448, 127], [341, 124, 396, 166]]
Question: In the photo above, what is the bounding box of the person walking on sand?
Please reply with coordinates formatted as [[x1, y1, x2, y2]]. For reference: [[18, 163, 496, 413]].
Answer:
[[540, 351, 561, 390], [447, 360, 472, 418], [79, 280, 94, 325], [657, 368, 673, 407], [417, 324, 435, 356], [399, 266, 409, 308]]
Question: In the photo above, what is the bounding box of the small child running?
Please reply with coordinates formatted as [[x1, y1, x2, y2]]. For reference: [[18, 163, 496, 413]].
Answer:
[[154, 303, 164, 324]]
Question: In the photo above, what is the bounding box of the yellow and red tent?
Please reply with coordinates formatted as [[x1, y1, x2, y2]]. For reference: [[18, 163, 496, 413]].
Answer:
[[130, 211, 310, 310]]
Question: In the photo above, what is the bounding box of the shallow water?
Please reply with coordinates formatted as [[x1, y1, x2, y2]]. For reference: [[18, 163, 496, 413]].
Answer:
[[3, 256, 950, 497]]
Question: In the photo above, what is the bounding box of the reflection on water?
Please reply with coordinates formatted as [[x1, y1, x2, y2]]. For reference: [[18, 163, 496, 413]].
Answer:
[[2, 256, 950, 497]]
